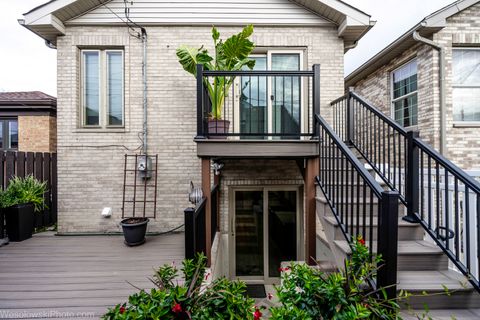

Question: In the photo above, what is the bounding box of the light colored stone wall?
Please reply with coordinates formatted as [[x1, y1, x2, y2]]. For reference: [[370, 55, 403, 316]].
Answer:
[[56, 25, 343, 233], [352, 3, 480, 170], [18, 115, 57, 152]]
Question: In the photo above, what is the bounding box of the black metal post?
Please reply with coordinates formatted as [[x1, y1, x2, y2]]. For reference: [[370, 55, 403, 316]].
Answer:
[[377, 190, 399, 300], [346, 91, 354, 145], [404, 130, 420, 223], [196, 64, 206, 139], [0, 211, 4, 243], [184, 207, 195, 259], [312, 64, 321, 137]]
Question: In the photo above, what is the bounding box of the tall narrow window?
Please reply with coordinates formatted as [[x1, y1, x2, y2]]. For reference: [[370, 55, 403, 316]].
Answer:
[[81, 49, 124, 128], [391, 59, 418, 127], [453, 48, 480, 122], [0, 118, 18, 150]]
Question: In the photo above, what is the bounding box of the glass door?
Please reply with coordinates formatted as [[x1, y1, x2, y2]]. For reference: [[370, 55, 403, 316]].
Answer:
[[232, 188, 299, 282], [237, 51, 303, 139]]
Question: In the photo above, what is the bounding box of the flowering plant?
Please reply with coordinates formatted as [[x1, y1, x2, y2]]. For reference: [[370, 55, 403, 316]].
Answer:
[[103, 253, 258, 319], [270, 236, 400, 320]]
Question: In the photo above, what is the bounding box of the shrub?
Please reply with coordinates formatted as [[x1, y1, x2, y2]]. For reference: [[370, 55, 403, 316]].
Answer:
[[270, 236, 400, 320], [0, 175, 47, 212], [103, 254, 259, 320]]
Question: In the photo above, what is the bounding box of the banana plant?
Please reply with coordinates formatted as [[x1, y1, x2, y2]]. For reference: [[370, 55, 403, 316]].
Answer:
[[177, 25, 256, 120]]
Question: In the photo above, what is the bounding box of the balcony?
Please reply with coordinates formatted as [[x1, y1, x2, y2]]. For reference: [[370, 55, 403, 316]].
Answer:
[[194, 64, 320, 158]]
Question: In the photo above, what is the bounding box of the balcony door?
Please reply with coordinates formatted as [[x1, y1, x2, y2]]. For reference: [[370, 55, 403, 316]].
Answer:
[[235, 51, 304, 139], [230, 187, 301, 284]]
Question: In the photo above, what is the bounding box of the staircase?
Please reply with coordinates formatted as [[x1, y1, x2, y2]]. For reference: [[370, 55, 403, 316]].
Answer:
[[314, 92, 480, 310]]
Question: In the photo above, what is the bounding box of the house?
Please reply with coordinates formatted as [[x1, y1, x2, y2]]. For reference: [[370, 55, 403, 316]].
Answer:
[[19, 0, 480, 312], [0, 91, 56, 152], [345, 0, 480, 171]]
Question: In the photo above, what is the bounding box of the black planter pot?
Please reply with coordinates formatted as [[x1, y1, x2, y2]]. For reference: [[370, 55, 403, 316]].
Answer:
[[120, 218, 149, 246], [5, 203, 35, 242]]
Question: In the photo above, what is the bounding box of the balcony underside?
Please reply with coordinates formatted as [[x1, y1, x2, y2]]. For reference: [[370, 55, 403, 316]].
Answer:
[[195, 139, 319, 158]]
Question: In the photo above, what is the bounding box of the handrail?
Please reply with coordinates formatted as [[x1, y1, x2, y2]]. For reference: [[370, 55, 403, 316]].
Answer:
[[315, 114, 384, 197], [203, 70, 314, 76], [349, 92, 408, 136], [414, 138, 480, 194]]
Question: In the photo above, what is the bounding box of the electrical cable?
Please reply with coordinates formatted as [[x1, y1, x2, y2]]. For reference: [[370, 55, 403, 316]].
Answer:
[[56, 224, 185, 237]]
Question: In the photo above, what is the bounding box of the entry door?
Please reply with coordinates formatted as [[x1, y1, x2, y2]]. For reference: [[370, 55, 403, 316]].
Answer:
[[237, 51, 304, 139], [232, 188, 299, 283]]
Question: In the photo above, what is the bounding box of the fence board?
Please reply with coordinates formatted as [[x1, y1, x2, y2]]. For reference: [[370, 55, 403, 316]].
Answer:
[[26, 152, 34, 176], [43, 153, 51, 225], [34, 152, 43, 182], [17, 152, 25, 178], [6, 152, 15, 186]]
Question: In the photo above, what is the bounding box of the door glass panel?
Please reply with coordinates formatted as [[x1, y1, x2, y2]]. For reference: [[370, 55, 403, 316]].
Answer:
[[235, 191, 264, 276], [271, 54, 301, 138], [240, 56, 267, 139], [268, 190, 297, 278]]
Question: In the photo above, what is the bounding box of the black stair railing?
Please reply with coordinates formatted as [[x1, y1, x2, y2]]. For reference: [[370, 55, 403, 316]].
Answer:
[[331, 91, 480, 292], [315, 113, 400, 299]]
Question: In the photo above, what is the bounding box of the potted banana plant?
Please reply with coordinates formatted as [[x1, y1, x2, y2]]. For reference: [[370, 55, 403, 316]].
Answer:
[[177, 25, 256, 138]]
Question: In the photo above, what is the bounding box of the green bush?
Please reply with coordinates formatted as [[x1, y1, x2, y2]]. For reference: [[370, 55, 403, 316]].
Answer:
[[103, 254, 260, 320], [270, 236, 400, 320], [0, 175, 47, 212]]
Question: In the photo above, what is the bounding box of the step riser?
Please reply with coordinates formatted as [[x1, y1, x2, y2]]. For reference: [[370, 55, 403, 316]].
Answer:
[[401, 291, 480, 310], [329, 224, 424, 241]]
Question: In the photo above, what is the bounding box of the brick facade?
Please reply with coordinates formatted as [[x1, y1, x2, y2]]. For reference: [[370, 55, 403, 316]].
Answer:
[[56, 25, 344, 233], [351, 3, 480, 170], [18, 115, 57, 152]]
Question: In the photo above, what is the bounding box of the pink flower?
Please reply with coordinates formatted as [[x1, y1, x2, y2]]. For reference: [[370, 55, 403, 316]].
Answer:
[[205, 272, 211, 281], [253, 308, 262, 320], [267, 293, 273, 300], [172, 302, 182, 313]]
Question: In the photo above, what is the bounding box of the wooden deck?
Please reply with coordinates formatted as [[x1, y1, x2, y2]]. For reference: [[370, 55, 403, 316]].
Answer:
[[0, 232, 184, 319]]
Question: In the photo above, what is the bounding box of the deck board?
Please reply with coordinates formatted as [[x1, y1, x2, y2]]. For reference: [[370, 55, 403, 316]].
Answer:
[[0, 232, 184, 319]]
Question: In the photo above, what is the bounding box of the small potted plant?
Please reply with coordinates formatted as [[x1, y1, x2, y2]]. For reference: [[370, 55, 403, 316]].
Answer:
[[0, 176, 47, 242], [120, 217, 149, 246], [177, 25, 256, 138]]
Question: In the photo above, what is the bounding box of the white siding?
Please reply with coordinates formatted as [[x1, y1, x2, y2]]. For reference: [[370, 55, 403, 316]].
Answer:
[[67, 0, 332, 25]]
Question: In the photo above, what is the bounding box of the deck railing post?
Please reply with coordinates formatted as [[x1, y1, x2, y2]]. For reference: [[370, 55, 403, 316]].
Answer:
[[346, 91, 354, 145], [312, 64, 321, 137], [196, 64, 206, 139], [404, 130, 420, 223], [184, 207, 195, 259], [377, 190, 399, 300]]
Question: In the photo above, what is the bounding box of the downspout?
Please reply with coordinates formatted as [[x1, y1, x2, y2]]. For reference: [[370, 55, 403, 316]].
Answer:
[[141, 27, 148, 155], [412, 30, 446, 155]]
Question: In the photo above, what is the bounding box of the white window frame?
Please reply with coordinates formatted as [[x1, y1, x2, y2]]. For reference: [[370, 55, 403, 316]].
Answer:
[[80, 49, 124, 129], [452, 47, 480, 124], [390, 58, 418, 128]]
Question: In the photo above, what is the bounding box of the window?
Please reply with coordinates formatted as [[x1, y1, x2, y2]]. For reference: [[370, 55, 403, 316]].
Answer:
[[391, 59, 418, 127], [81, 49, 124, 128], [0, 118, 18, 150], [453, 48, 480, 122]]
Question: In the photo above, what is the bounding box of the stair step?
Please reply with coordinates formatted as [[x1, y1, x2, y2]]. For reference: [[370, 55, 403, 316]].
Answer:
[[322, 215, 424, 240], [398, 270, 480, 309], [334, 240, 448, 271]]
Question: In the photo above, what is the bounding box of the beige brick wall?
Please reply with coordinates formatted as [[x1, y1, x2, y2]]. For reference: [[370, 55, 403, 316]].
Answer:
[[352, 3, 480, 170], [56, 25, 344, 233], [18, 115, 57, 152]]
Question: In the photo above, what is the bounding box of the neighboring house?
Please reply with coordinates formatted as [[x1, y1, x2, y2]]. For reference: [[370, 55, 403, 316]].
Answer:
[[345, 0, 480, 170], [0, 91, 56, 152], [19, 0, 374, 282]]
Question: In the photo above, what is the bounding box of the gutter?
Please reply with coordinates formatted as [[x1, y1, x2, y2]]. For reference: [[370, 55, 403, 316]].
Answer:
[[412, 30, 446, 155]]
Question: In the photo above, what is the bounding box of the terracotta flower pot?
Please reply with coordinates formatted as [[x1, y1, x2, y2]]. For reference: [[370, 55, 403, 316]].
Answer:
[[208, 119, 230, 139]]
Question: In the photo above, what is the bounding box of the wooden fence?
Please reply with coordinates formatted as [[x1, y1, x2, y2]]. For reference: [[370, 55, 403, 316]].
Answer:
[[1, 151, 57, 229]]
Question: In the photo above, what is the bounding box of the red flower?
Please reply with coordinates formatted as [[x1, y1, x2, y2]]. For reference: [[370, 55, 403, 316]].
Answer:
[[253, 308, 262, 320], [358, 237, 366, 246], [119, 306, 126, 314], [172, 302, 183, 313]]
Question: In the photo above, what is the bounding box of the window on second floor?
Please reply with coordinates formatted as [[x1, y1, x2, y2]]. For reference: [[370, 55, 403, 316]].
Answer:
[[453, 48, 480, 122], [391, 59, 418, 127], [0, 118, 18, 150], [81, 49, 124, 128]]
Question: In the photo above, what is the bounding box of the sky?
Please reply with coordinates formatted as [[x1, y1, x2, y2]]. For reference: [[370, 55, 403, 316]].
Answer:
[[0, 0, 456, 97]]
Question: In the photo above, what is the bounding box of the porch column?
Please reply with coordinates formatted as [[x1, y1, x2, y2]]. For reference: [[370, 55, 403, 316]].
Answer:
[[305, 157, 319, 265], [201, 158, 212, 265]]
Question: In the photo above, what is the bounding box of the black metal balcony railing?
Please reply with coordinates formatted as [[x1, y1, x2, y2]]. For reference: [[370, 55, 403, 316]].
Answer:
[[196, 64, 320, 139]]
